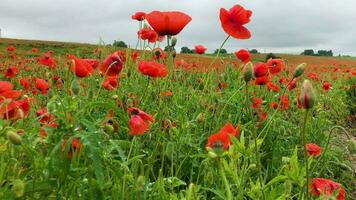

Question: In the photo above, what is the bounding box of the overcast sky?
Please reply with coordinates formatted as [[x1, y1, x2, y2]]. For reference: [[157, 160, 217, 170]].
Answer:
[[1, 0, 356, 55]]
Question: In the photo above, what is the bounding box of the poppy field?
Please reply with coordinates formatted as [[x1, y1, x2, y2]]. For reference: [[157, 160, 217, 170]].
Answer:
[[1, 4, 356, 200]]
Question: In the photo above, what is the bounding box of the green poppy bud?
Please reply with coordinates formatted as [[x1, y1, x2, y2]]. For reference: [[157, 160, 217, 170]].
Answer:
[[71, 79, 81, 95], [171, 37, 177, 47], [243, 62, 255, 82], [6, 130, 22, 145], [293, 63, 306, 78]]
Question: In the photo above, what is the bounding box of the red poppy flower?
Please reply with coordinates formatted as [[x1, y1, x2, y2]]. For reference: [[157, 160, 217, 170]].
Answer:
[[254, 62, 268, 78], [306, 143, 322, 157], [31, 48, 38, 53], [219, 5, 252, 39], [1, 98, 31, 120], [0, 81, 14, 93], [309, 178, 346, 200], [131, 51, 140, 63], [271, 102, 278, 109], [128, 107, 155, 136], [235, 49, 251, 63], [322, 81, 332, 91], [132, 11, 146, 21], [146, 11, 192, 36], [4, 66, 20, 78], [280, 94, 290, 110], [0, 90, 22, 101], [288, 79, 298, 91], [152, 48, 167, 60], [35, 79, 49, 95], [70, 56, 95, 78], [61, 137, 82, 159], [255, 76, 270, 85], [7, 45, 16, 52], [194, 45, 207, 54], [19, 78, 32, 91], [138, 27, 159, 43], [102, 76, 118, 91], [36, 108, 58, 128], [37, 54, 57, 68], [83, 59, 99, 69], [100, 51, 125, 76], [266, 58, 285, 75], [266, 82, 280, 92], [206, 123, 240, 150], [138, 61, 168, 78], [252, 97, 263, 109]]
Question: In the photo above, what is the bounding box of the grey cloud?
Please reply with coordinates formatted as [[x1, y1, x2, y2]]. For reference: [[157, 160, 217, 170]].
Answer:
[[0, 0, 355, 55]]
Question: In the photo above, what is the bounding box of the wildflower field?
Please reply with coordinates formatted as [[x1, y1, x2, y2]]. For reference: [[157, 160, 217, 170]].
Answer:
[[0, 4, 355, 200]]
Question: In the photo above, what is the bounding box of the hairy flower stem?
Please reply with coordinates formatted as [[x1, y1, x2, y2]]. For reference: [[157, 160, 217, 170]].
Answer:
[[219, 159, 232, 200], [301, 109, 309, 200], [203, 35, 230, 90]]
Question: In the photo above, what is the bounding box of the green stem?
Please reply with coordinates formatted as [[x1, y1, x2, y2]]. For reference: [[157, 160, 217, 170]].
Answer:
[[203, 35, 230, 90], [219, 159, 232, 200], [301, 109, 309, 200]]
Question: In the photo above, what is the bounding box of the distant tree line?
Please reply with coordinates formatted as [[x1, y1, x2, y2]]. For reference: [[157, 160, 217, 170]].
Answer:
[[301, 49, 333, 57]]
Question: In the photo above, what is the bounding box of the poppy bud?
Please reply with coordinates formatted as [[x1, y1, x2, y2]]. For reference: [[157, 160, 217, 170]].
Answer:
[[12, 179, 25, 197], [46, 100, 57, 114], [6, 130, 22, 145], [171, 37, 177, 47], [243, 62, 255, 82], [293, 63, 306, 78], [47, 90, 54, 99], [71, 79, 81, 95], [299, 80, 316, 109], [196, 113, 205, 123], [207, 150, 218, 159]]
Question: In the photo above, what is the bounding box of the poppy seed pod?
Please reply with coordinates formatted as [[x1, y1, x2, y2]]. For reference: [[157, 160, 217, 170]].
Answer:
[[299, 80, 316, 109], [293, 63, 306, 78], [243, 62, 255, 82], [6, 130, 22, 145]]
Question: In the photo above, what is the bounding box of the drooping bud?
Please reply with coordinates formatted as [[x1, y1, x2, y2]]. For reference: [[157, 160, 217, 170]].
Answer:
[[293, 63, 306, 78], [71, 79, 81, 95], [6, 130, 22, 145], [12, 179, 25, 197], [136, 175, 146, 191], [171, 37, 177, 47], [299, 80, 316, 109], [243, 62, 255, 82]]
